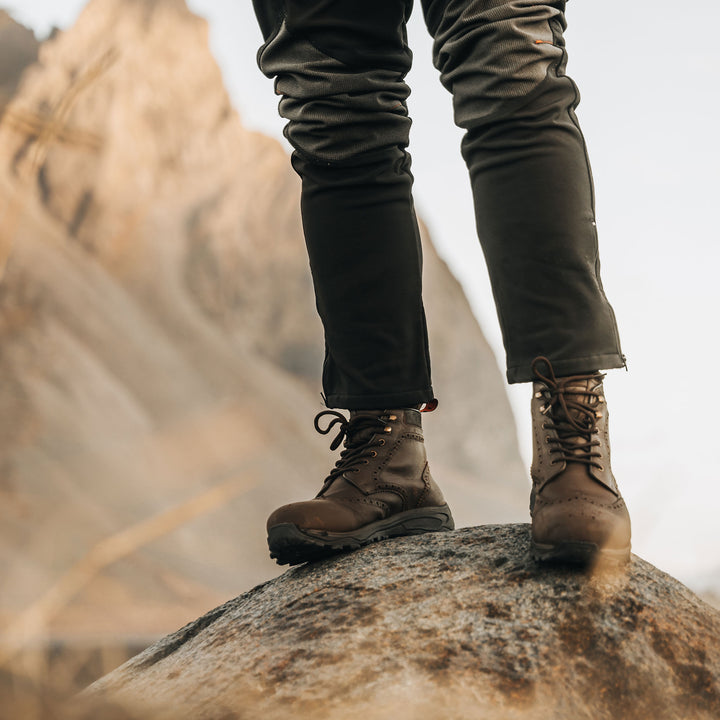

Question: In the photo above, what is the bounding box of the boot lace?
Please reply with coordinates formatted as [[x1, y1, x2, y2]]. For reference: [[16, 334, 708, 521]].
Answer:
[[314, 410, 389, 491], [532, 357, 605, 470]]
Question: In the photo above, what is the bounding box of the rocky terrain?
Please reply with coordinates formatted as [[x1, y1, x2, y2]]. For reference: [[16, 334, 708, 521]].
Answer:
[[83, 524, 720, 720], [0, 0, 526, 683]]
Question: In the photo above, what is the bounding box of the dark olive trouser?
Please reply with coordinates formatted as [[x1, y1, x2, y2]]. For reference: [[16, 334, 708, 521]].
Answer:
[[252, 0, 625, 410]]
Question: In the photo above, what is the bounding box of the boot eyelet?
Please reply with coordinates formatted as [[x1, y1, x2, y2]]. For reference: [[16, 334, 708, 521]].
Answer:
[[384, 426, 392, 433], [370, 451, 377, 457], [378, 439, 386, 446], [388, 414, 397, 421]]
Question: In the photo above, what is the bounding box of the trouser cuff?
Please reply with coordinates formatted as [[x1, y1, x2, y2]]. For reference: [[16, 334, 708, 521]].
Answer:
[[507, 353, 627, 384], [324, 387, 436, 411]]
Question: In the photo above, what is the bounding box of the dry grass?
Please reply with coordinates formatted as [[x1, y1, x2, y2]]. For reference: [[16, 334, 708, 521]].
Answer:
[[0, 475, 251, 664], [0, 475, 255, 719]]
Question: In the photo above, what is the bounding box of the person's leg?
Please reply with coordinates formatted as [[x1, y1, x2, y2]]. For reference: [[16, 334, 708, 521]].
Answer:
[[254, 0, 433, 410], [421, 0, 630, 562], [422, 0, 624, 383], [252, 0, 453, 565]]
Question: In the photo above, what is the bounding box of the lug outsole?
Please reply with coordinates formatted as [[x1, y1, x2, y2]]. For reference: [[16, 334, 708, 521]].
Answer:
[[530, 539, 631, 567], [268, 505, 454, 566]]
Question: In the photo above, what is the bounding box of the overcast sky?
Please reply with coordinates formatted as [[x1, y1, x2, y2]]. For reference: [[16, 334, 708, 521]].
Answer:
[[6, 0, 720, 585]]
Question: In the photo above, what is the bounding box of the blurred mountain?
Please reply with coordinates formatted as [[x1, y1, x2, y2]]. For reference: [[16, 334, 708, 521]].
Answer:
[[0, 0, 527, 652], [0, 9, 39, 111]]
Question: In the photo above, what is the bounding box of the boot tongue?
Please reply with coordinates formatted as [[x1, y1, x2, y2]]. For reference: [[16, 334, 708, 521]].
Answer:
[[347, 410, 387, 446], [555, 377, 602, 427]]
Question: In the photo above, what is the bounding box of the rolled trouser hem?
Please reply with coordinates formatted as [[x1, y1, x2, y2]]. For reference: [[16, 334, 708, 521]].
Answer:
[[324, 387, 436, 411], [507, 353, 627, 384]]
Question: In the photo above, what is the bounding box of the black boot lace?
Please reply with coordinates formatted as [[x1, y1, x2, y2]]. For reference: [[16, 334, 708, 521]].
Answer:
[[532, 357, 605, 470], [314, 410, 389, 491]]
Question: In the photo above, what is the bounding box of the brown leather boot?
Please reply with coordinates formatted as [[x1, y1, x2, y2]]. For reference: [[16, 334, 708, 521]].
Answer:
[[530, 357, 631, 565], [267, 408, 454, 565]]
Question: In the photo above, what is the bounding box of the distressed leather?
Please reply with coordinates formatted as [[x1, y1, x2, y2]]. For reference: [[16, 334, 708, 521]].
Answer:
[[530, 362, 631, 555], [267, 409, 448, 534]]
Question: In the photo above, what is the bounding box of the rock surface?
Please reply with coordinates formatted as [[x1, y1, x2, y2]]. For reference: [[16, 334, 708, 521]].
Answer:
[[0, 0, 525, 645], [85, 524, 720, 720]]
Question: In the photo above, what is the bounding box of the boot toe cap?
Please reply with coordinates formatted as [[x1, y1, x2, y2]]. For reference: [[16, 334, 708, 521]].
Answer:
[[267, 499, 367, 534], [532, 494, 631, 551]]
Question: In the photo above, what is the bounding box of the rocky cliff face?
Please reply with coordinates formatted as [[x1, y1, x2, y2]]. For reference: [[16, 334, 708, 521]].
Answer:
[[0, 0, 526, 652], [0, 10, 39, 110], [83, 525, 720, 720]]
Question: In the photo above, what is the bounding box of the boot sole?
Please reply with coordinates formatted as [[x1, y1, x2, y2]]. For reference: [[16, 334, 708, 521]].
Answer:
[[267, 504, 455, 566], [530, 539, 631, 566]]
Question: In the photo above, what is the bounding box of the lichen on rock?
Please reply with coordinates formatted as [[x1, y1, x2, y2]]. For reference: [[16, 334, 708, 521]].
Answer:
[[83, 524, 720, 720]]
